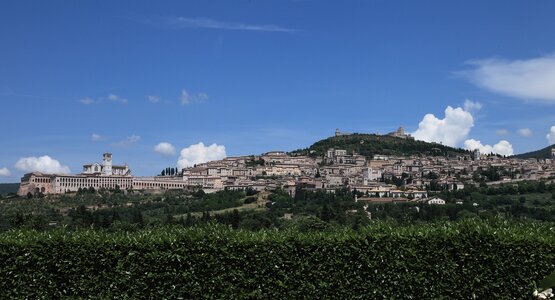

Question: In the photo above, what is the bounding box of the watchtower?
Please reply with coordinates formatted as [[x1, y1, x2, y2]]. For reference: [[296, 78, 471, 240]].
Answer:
[[103, 153, 113, 176]]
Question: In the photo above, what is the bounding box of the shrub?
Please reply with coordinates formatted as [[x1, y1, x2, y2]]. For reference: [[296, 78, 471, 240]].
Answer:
[[0, 219, 554, 299]]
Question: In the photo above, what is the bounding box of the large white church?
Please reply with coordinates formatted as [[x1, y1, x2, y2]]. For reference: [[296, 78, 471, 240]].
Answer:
[[18, 153, 192, 196], [18, 153, 134, 196], [82, 153, 130, 176]]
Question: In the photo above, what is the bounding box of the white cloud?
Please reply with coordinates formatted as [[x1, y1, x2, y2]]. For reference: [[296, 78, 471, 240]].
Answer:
[[180, 89, 208, 105], [460, 54, 555, 102], [412, 106, 474, 147], [177, 142, 226, 169], [0, 167, 11, 176], [147, 95, 160, 103], [107, 93, 128, 104], [15, 156, 70, 174], [463, 99, 482, 112], [154, 142, 176, 156], [112, 135, 141, 147], [464, 139, 514, 156], [547, 126, 555, 144], [517, 128, 533, 137], [164, 17, 296, 33], [495, 129, 510, 136], [91, 133, 104, 141], [80, 97, 95, 105]]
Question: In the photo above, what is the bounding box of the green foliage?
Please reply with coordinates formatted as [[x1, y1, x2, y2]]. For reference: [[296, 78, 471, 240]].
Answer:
[[514, 145, 555, 159], [539, 270, 555, 291], [290, 133, 469, 158], [0, 219, 554, 299], [0, 183, 19, 196]]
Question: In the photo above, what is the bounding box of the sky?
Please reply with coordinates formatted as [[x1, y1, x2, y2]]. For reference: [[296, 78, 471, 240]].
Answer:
[[1, 0, 555, 182]]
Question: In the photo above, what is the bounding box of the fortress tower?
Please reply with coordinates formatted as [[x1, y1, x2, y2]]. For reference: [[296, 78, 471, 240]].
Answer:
[[103, 153, 113, 176]]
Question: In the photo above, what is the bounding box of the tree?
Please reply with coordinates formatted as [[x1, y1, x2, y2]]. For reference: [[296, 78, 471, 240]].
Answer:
[[161, 169, 166, 176], [320, 204, 333, 222], [230, 209, 241, 229], [131, 209, 144, 228]]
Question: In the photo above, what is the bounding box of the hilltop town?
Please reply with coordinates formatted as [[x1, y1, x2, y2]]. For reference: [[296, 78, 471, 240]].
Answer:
[[18, 129, 555, 205]]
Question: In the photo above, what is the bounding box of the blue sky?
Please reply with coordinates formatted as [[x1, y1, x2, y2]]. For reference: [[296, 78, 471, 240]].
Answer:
[[1, 0, 555, 182]]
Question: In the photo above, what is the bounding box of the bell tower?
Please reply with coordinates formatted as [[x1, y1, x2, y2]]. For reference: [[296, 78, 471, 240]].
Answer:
[[103, 153, 113, 176]]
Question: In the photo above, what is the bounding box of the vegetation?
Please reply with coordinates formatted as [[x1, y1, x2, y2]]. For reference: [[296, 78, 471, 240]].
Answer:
[[0, 183, 19, 196], [2, 181, 555, 231], [369, 181, 555, 222], [1, 181, 555, 298], [0, 219, 554, 299], [514, 144, 554, 159], [290, 133, 470, 158]]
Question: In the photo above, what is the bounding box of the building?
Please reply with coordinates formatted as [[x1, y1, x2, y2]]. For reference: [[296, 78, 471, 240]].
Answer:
[[82, 153, 130, 176], [425, 197, 446, 205], [335, 128, 352, 137], [388, 127, 414, 140], [18, 153, 133, 196], [473, 149, 481, 161]]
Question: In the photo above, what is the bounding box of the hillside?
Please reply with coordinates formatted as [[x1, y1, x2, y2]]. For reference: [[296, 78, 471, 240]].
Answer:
[[514, 144, 554, 159], [0, 183, 19, 195], [291, 133, 469, 158]]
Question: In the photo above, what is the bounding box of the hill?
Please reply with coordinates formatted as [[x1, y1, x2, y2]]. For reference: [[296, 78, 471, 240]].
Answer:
[[0, 183, 19, 195], [290, 133, 469, 158], [514, 144, 554, 159]]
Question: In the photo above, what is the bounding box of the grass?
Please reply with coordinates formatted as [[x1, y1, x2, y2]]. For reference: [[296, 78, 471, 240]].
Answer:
[[174, 191, 270, 218]]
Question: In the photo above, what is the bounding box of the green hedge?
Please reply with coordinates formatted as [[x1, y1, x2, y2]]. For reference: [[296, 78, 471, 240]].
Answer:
[[0, 220, 554, 299]]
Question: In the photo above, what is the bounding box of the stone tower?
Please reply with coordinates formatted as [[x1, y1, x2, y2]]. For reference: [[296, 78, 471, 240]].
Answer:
[[103, 153, 113, 176], [551, 148, 555, 160], [473, 149, 481, 161]]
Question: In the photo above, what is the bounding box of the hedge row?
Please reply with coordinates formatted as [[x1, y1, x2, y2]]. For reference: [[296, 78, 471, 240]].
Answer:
[[1, 220, 554, 299]]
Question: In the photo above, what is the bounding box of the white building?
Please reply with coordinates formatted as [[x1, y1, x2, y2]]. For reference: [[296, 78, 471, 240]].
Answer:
[[82, 153, 130, 176], [426, 197, 446, 205]]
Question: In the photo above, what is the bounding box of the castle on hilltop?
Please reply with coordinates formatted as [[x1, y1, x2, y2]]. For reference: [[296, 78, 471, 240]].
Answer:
[[335, 128, 352, 137], [336, 127, 414, 140], [387, 127, 414, 140]]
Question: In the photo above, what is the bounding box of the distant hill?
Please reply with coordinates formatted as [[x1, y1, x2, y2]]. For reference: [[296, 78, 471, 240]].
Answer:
[[514, 144, 554, 159], [0, 183, 19, 195], [290, 133, 470, 158]]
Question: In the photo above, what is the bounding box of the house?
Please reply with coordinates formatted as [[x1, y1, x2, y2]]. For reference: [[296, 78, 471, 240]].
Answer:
[[426, 197, 446, 205]]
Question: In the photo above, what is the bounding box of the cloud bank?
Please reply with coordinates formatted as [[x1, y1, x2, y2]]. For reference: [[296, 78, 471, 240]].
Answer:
[[412, 106, 474, 147], [80, 97, 95, 105], [112, 135, 141, 147], [0, 167, 11, 177], [495, 129, 510, 136], [177, 142, 226, 169], [108, 94, 128, 104], [181, 89, 208, 105], [91, 133, 104, 141], [15, 156, 70, 174], [517, 128, 533, 137], [463, 99, 482, 112], [464, 139, 514, 156], [154, 142, 176, 156], [460, 54, 555, 102], [163, 17, 296, 33], [147, 95, 160, 103], [547, 126, 555, 144]]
